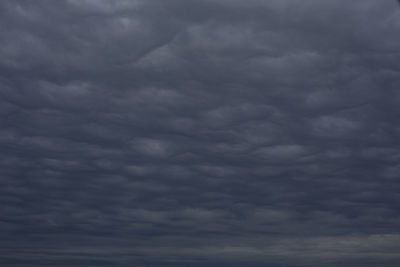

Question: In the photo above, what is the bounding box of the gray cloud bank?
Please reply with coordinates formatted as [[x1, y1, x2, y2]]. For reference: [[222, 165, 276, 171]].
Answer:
[[1, 0, 400, 266]]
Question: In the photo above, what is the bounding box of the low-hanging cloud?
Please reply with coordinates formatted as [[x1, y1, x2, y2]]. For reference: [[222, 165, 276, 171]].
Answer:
[[1, 0, 400, 266]]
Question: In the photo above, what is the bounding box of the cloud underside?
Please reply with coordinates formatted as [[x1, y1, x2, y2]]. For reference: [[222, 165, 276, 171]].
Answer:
[[1, 0, 400, 266]]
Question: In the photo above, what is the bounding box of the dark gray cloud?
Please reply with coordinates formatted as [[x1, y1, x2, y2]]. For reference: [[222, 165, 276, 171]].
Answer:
[[1, 0, 400, 266]]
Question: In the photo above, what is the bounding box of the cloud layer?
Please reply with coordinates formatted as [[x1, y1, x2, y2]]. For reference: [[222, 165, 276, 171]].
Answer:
[[1, 0, 400, 266]]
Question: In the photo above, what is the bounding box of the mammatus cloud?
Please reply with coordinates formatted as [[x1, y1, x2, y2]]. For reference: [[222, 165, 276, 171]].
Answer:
[[1, 0, 400, 266]]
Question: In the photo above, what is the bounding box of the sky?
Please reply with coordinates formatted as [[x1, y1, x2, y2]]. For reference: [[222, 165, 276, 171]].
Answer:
[[1, 0, 400, 266]]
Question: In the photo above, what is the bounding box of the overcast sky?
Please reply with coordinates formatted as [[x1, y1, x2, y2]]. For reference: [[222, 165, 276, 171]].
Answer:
[[1, 0, 400, 266]]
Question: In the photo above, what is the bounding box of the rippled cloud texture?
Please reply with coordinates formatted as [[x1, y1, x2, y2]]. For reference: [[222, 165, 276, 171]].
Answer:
[[1, 0, 400, 266]]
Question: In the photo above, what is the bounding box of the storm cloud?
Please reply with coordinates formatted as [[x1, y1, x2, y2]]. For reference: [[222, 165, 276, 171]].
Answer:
[[1, 0, 400, 266]]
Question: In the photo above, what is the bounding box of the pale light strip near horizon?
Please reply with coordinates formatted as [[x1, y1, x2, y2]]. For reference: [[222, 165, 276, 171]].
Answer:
[[1, 0, 400, 266]]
